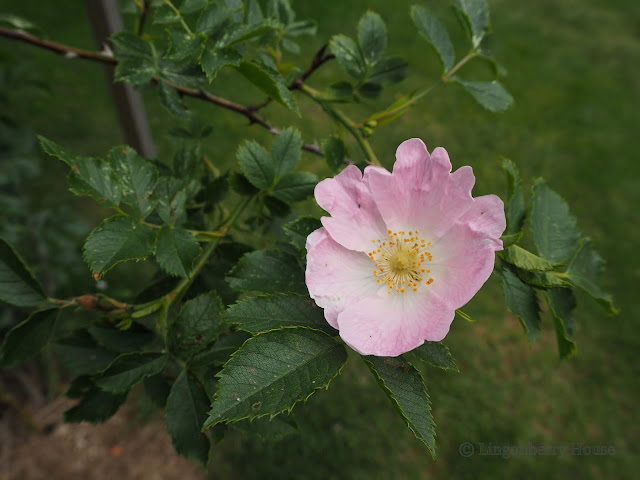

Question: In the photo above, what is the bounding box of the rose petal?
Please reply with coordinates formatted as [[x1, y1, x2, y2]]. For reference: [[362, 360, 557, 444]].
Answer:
[[305, 228, 379, 328]]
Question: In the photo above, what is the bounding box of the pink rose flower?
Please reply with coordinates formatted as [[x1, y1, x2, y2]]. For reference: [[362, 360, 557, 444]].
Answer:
[[305, 138, 506, 356]]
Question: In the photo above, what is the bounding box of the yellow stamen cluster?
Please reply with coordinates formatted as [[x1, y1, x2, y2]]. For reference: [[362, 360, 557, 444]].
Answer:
[[368, 229, 435, 295]]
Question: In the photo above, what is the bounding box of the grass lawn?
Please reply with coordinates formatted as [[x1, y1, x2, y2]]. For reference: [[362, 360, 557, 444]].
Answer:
[[1, 0, 638, 478]]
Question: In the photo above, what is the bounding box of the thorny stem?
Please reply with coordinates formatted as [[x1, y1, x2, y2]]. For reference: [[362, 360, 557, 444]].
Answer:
[[0, 27, 324, 156]]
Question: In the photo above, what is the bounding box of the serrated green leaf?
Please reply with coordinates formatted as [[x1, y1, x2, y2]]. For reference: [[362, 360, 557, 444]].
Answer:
[[165, 370, 210, 468], [180, 0, 207, 14], [264, 195, 291, 217], [201, 47, 242, 80], [166, 29, 205, 60], [567, 238, 617, 315], [89, 324, 155, 353], [267, 0, 294, 23], [531, 179, 581, 263], [222, 19, 279, 47], [83, 216, 156, 277], [65, 385, 128, 423], [111, 32, 156, 85], [95, 352, 168, 393], [144, 373, 172, 408], [237, 140, 274, 190], [159, 81, 189, 118], [197, 2, 234, 34], [188, 331, 251, 368], [272, 127, 302, 178], [156, 227, 202, 278], [408, 341, 457, 371], [501, 232, 523, 248], [54, 331, 118, 375], [204, 327, 348, 427], [515, 270, 572, 289], [501, 266, 541, 342], [168, 292, 223, 361], [321, 136, 347, 171], [39, 136, 122, 207], [108, 146, 158, 218], [451, 0, 490, 48], [502, 158, 526, 236], [234, 61, 299, 114], [364, 356, 436, 458], [226, 250, 306, 294], [0, 309, 57, 366], [501, 245, 558, 272], [410, 5, 455, 72], [358, 11, 387, 65], [247, 0, 264, 24], [0, 238, 45, 307], [283, 216, 321, 250], [329, 34, 366, 80], [454, 78, 513, 112], [154, 177, 187, 226], [546, 288, 577, 359], [369, 56, 408, 87], [285, 19, 317, 37], [225, 293, 335, 335], [271, 172, 318, 203]]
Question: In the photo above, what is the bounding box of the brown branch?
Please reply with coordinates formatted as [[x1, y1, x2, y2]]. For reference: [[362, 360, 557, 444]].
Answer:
[[292, 45, 335, 90], [0, 26, 324, 156]]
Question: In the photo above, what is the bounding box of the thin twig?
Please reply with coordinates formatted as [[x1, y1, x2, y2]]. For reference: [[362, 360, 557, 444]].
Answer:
[[0, 27, 325, 156]]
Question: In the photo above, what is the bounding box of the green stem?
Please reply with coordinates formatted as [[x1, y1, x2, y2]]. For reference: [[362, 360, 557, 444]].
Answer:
[[162, 0, 194, 36], [299, 83, 380, 166]]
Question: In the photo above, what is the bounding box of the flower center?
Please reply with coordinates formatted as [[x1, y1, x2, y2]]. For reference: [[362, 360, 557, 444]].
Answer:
[[368, 229, 435, 295]]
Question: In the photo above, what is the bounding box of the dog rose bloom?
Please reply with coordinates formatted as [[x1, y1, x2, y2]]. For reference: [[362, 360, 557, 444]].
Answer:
[[305, 138, 506, 357]]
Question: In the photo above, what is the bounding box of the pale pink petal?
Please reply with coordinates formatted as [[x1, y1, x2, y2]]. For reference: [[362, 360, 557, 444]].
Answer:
[[305, 228, 379, 328], [336, 293, 454, 356], [368, 145, 476, 237], [314, 165, 388, 252], [427, 195, 505, 308]]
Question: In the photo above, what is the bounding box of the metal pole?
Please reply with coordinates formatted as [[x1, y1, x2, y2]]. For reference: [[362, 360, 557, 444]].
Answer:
[[86, 0, 157, 158]]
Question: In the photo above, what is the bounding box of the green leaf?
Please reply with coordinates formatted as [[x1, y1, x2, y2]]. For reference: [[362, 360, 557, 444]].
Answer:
[[39, 136, 122, 208], [501, 267, 541, 342], [567, 238, 618, 315], [234, 61, 299, 114], [108, 146, 158, 218], [502, 158, 526, 236], [156, 227, 202, 278], [501, 232, 523, 248], [225, 293, 335, 335], [110, 32, 157, 85], [222, 20, 279, 47], [369, 56, 408, 87], [364, 356, 436, 458], [226, 250, 306, 294], [89, 324, 155, 353], [180, 0, 207, 14], [357, 82, 382, 100], [357, 11, 387, 65], [247, 0, 264, 24], [95, 353, 168, 393], [454, 78, 513, 112], [272, 127, 302, 178], [264, 196, 291, 218], [321, 136, 347, 171], [188, 331, 251, 369], [0, 309, 57, 366], [197, 2, 234, 35], [166, 29, 205, 60], [408, 341, 457, 371], [83, 216, 156, 277], [410, 5, 455, 72], [54, 331, 118, 375], [0, 238, 45, 307], [546, 289, 577, 359], [155, 4, 181, 24], [65, 385, 128, 423], [329, 34, 366, 80], [159, 81, 189, 118], [144, 373, 172, 408], [283, 216, 321, 250], [451, 0, 490, 48], [237, 140, 274, 190], [154, 177, 187, 226], [328, 81, 354, 101], [201, 47, 242, 81], [515, 270, 572, 289], [204, 327, 348, 427], [271, 172, 318, 203], [500, 245, 558, 272], [531, 179, 581, 263], [285, 19, 317, 37], [168, 292, 223, 361], [165, 370, 210, 468], [0, 14, 40, 33]]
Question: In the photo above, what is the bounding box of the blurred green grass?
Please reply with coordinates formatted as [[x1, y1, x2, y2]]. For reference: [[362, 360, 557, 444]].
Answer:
[[1, 0, 638, 478]]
